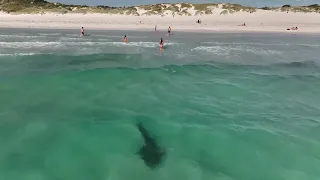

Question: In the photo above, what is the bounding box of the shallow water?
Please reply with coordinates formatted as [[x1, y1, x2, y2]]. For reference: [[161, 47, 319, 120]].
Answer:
[[0, 29, 320, 180]]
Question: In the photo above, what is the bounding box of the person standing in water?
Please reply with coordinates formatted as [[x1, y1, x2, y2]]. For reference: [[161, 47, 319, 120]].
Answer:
[[155, 25, 157, 32], [168, 26, 171, 34], [159, 38, 164, 50], [123, 35, 127, 43], [80, 27, 85, 37]]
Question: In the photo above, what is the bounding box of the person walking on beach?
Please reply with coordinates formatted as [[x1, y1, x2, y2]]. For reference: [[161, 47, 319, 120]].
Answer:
[[80, 27, 84, 37], [155, 25, 157, 32]]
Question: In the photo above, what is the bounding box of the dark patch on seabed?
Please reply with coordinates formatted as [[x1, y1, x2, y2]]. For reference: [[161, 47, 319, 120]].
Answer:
[[277, 60, 318, 68], [136, 122, 166, 169]]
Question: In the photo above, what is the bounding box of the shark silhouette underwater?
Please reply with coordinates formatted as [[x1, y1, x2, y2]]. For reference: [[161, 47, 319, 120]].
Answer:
[[136, 122, 166, 169]]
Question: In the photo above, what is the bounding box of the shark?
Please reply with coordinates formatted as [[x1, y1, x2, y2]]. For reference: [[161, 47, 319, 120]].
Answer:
[[136, 122, 166, 169]]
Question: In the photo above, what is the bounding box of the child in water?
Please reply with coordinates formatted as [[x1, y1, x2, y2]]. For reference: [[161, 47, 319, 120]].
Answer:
[[159, 38, 164, 50], [123, 35, 127, 43], [80, 27, 84, 37]]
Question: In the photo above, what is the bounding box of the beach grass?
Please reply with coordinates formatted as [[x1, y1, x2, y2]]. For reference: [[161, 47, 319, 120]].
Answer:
[[142, 11, 158, 16], [305, 4, 320, 12], [204, 9, 213, 14], [139, 5, 152, 11], [125, 7, 139, 16], [222, 3, 256, 12], [178, 9, 192, 16], [220, 10, 229, 15], [260, 7, 273, 10], [164, 4, 179, 13], [279, 4, 320, 13], [149, 4, 163, 13], [258, 4, 319, 13], [193, 3, 218, 11], [180, 3, 192, 9], [195, 11, 204, 16]]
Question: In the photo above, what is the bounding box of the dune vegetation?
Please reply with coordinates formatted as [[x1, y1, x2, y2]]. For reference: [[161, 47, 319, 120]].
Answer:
[[279, 4, 320, 13], [0, 0, 319, 15]]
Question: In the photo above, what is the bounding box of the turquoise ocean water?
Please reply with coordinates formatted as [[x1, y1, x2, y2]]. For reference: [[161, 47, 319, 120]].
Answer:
[[0, 29, 320, 180]]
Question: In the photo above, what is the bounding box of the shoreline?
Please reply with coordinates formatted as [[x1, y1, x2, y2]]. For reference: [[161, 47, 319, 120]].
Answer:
[[1, 25, 319, 35], [1, 23, 319, 35]]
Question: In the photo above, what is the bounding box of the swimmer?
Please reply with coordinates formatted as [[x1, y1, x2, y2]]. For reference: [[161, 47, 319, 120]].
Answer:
[[80, 27, 84, 37], [123, 35, 127, 43]]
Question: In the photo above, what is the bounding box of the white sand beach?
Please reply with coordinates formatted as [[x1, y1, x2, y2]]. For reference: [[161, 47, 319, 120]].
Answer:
[[0, 4, 320, 33]]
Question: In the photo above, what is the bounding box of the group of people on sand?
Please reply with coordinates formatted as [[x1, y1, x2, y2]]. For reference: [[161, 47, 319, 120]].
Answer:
[[80, 26, 168, 50], [287, 26, 298, 31]]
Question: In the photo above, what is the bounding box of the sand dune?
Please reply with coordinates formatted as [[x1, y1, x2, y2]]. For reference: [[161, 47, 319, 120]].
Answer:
[[0, 3, 319, 33]]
